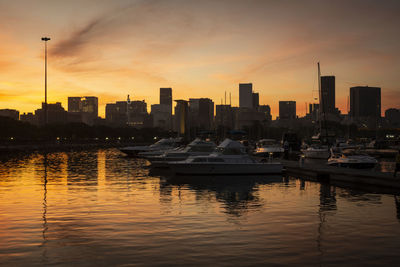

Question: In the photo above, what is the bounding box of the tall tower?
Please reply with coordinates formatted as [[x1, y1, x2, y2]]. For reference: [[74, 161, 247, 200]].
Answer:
[[320, 76, 335, 114], [160, 88, 172, 113], [239, 83, 253, 108]]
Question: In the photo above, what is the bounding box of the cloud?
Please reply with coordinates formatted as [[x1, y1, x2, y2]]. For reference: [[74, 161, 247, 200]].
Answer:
[[50, 18, 106, 58]]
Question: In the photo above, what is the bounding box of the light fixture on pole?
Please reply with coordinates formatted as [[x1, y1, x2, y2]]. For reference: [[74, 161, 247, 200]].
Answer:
[[41, 37, 50, 125]]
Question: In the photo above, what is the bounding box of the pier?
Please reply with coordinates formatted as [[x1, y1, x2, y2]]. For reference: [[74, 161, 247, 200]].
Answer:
[[282, 160, 400, 193]]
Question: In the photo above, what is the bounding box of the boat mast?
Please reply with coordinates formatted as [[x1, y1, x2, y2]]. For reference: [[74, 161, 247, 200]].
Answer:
[[318, 62, 322, 137]]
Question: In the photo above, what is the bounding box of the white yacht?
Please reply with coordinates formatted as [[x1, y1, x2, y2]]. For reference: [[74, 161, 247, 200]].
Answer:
[[169, 139, 282, 175], [119, 138, 182, 157], [253, 139, 284, 158], [148, 139, 216, 167], [302, 145, 331, 159], [328, 151, 378, 169]]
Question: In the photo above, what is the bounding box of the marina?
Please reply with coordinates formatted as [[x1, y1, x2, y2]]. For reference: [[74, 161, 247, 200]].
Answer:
[[1, 148, 400, 266]]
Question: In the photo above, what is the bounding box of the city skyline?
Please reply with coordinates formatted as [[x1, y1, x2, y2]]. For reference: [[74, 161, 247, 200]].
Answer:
[[1, 0, 400, 118]]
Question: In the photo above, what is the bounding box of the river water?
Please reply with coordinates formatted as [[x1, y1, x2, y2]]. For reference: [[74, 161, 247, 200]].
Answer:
[[1, 149, 399, 266]]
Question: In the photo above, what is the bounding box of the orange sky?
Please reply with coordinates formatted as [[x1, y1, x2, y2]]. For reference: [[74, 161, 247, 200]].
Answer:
[[0, 0, 399, 118]]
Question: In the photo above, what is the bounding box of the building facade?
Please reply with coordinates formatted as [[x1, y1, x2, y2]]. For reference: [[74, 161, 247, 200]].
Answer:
[[279, 101, 296, 120], [0, 109, 19, 120], [350, 86, 381, 119], [320, 76, 335, 114], [67, 96, 98, 125], [239, 83, 253, 109]]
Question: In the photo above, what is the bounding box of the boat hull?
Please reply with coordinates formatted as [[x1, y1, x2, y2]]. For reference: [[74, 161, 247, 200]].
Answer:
[[302, 149, 330, 159]]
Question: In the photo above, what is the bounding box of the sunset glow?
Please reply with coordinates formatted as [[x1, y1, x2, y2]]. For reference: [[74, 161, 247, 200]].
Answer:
[[1, 0, 399, 118]]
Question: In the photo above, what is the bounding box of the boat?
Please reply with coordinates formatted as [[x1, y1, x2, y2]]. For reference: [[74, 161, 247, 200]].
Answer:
[[169, 139, 283, 175], [303, 63, 331, 159], [302, 144, 331, 159], [328, 151, 378, 169], [119, 138, 182, 157], [253, 139, 284, 158], [148, 138, 216, 167]]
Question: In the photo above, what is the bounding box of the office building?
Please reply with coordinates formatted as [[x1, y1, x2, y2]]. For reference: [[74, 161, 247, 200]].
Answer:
[[20, 112, 37, 125], [174, 100, 189, 136], [35, 102, 68, 125], [239, 83, 253, 109], [279, 101, 296, 120], [252, 93, 259, 109], [68, 96, 98, 125], [106, 98, 149, 128], [258, 105, 272, 121], [105, 101, 128, 126], [350, 86, 381, 119], [189, 98, 214, 131], [385, 108, 400, 128], [151, 104, 172, 130], [160, 88, 172, 114], [215, 105, 234, 130], [0, 109, 19, 120], [320, 76, 335, 114]]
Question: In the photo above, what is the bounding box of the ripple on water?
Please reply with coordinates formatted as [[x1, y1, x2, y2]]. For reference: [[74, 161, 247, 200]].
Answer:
[[0, 149, 400, 266]]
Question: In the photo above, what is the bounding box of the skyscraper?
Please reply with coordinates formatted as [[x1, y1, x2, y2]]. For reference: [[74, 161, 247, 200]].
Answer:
[[279, 101, 296, 119], [239, 83, 253, 109], [350, 86, 381, 119], [160, 88, 172, 110], [320, 76, 335, 114], [174, 100, 189, 136], [252, 92, 259, 109], [67, 96, 98, 125], [189, 98, 214, 130]]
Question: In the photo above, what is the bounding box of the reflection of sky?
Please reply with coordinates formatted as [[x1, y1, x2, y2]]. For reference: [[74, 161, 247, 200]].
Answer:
[[0, 149, 400, 265], [0, 0, 399, 118]]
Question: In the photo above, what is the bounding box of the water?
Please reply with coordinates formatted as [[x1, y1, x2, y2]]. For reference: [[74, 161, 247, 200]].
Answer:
[[1, 149, 400, 266]]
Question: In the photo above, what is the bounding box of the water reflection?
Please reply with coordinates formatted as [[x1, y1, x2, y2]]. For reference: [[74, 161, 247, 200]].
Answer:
[[41, 153, 48, 264], [67, 152, 98, 189], [164, 175, 284, 217], [1, 149, 400, 266]]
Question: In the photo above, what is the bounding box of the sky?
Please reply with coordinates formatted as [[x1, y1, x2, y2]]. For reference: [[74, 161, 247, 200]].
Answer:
[[0, 0, 399, 118]]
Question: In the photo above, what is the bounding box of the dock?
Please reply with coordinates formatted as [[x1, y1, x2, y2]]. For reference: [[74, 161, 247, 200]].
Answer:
[[282, 160, 400, 193]]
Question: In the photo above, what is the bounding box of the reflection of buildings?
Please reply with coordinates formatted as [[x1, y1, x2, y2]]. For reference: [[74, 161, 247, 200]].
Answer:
[[165, 176, 282, 217], [67, 152, 98, 189]]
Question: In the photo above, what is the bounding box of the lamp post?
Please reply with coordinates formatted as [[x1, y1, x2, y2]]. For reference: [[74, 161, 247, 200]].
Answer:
[[41, 37, 50, 125]]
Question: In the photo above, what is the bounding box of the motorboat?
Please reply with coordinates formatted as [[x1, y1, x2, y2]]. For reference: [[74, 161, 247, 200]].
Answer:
[[168, 139, 283, 175], [328, 151, 378, 169], [148, 138, 216, 167], [331, 138, 359, 153], [302, 144, 330, 159], [253, 139, 284, 158], [302, 146, 330, 159], [119, 138, 182, 157]]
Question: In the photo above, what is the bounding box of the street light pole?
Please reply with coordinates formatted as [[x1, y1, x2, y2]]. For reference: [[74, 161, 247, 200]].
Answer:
[[41, 37, 50, 125]]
